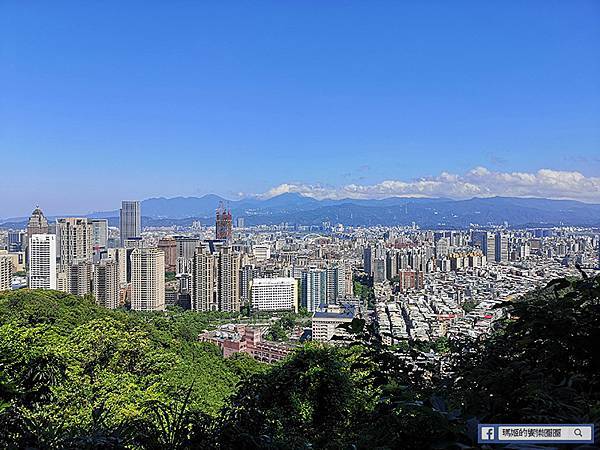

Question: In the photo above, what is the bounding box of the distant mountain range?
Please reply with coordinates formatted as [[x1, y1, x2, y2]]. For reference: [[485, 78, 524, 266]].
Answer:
[[3, 194, 600, 229]]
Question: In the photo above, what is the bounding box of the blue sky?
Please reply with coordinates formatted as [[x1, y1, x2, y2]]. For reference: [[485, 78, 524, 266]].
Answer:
[[1, 1, 599, 216]]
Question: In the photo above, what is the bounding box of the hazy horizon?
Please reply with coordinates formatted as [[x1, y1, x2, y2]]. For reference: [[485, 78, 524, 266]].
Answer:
[[4, 189, 600, 220]]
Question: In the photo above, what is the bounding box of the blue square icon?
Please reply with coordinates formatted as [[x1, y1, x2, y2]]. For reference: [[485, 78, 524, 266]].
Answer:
[[481, 427, 495, 441]]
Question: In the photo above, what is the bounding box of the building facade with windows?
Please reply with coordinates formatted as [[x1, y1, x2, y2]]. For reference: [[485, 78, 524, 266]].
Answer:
[[28, 234, 57, 289], [130, 247, 165, 311], [251, 277, 297, 312]]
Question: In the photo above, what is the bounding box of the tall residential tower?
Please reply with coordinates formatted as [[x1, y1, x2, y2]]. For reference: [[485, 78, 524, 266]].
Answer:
[[93, 259, 120, 309], [28, 234, 57, 290], [56, 218, 93, 270], [130, 247, 165, 311], [0, 255, 12, 292]]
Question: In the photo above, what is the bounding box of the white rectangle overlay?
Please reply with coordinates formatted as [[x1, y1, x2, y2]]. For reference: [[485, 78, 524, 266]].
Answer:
[[478, 424, 594, 444]]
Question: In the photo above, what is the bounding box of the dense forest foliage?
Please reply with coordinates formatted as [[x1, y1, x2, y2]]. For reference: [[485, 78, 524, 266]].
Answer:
[[1, 274, 599, 449], [0, 290, 265, 448]]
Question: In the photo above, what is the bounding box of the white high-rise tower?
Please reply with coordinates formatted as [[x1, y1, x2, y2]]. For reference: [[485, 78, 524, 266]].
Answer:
[[28, 234, 57, 289], [130, 248, 165, 311]]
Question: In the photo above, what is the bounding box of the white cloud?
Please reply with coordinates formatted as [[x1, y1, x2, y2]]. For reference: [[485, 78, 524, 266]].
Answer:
[[257, 183, 336, 199], [259, 168, 600, 202]]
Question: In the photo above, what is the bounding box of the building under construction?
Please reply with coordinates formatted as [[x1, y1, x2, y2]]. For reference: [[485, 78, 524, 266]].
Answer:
[[215, 202, 232, 240]]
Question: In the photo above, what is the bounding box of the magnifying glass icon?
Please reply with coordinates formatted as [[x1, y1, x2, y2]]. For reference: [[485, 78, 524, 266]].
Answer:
[[574, 428, 583, 437]]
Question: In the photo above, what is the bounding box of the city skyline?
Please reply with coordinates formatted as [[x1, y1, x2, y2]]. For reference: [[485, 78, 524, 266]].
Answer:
[[1, 1, 599, 216], [1, 2, 599, 447]]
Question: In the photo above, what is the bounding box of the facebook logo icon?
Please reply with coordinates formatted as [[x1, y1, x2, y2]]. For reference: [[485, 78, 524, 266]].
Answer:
[[481, 427, 495, 441]]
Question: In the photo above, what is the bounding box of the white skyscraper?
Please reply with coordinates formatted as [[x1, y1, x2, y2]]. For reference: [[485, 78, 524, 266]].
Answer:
[[28, 234, 57, 290], [302, 268, 327, 312], [130, 248, 165, 311], [251, 277, 297, 312], [120, 201, 141, 246]]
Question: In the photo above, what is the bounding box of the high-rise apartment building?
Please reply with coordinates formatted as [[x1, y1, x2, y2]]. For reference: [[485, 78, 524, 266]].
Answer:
[[66, 259, 93, 296], [302, 268, 327, 312], [176, 236, 200, 260], [90, 219, 108, 251], [175, 236, 200, 275], [472, 231, 496, 261], [251, 277, 297, 312], [397, 270, 424, 292], [386, 251, 398, 281], [93, 259, 120, 309], [191, 249, 217, 312], [130, 248, 165, 311], [106, 247, 128, 286], [373, 258, 386, 283], [0, 255, 12, 292], [28, 234, 57, 289], [158, 237, 177, 272], [494, 232, 508, 263], [363, 246, 372, 275], [240, 264, 258, 304], [215, 203, 232, 240], [120, 201, 141, 246], [217, 246, 241, 312], [326, 264, 347, 304], [191, 246, 243, 313], [56, 218, 93, 270]]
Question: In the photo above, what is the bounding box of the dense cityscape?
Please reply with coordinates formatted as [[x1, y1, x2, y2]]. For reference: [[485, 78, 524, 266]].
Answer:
[[1, 200, 598, 364], [2, 1, 599, 446]]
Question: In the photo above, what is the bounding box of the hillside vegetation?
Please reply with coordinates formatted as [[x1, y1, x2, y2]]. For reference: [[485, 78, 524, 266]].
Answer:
[[1, 274, 599, 449], [0, 290, 264, 448]]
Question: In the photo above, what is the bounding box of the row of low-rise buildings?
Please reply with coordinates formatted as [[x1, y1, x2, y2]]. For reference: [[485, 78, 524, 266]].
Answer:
[[355, 227, 600, 347], [373, 257, 583, 345], [199, 324, 295, 363], [362, 228, 600, 284]]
